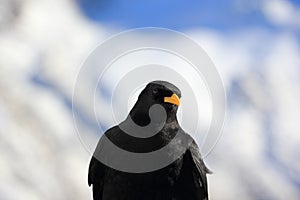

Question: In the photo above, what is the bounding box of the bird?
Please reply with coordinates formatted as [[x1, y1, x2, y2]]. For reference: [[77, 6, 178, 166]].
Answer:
[[88, 80, 211, 200]]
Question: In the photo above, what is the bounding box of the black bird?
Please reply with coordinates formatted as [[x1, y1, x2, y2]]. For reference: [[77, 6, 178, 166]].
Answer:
[[88, 80, 211, 200]]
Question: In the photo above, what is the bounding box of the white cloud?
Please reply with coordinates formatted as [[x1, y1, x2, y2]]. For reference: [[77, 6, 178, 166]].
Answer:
[[262, 0, 300, 28]]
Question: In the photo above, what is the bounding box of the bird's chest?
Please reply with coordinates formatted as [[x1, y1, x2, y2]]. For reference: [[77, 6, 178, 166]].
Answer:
[[110, 126, 178, 153], [103, 159, 183, 200]]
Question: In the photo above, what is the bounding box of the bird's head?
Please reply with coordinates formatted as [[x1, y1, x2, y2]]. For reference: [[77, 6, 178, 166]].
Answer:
[[130, 81, 181, 125], [140, 80, 181, 108]]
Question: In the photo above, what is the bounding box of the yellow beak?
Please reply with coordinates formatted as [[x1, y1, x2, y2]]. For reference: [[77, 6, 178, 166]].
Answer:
[[164, 94, 180, 106]]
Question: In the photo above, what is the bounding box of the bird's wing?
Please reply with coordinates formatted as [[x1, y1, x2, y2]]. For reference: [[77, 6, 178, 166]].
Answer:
[[88, 156, 104, 186], [175, 139, 211, 200], [88, 126, 120, 200], [88, 156, 105, 200], [88, 128, 114, 200]]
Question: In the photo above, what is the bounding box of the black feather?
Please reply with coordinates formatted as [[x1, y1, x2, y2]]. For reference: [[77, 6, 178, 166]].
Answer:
[[88, 81, 210, 200]]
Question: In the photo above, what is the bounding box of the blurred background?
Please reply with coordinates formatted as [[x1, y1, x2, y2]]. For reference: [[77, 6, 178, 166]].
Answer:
[[1, 0, 300, 199]]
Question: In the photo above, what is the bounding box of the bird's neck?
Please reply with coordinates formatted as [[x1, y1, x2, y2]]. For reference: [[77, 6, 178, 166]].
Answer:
[[129, 103, 178, 127]]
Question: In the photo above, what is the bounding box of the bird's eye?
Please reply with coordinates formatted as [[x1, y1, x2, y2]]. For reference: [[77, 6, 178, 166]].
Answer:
[[152, 88, 159, 95]]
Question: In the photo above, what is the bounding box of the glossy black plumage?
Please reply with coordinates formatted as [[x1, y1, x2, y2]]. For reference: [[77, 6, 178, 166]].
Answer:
[[88, 81, 210, 200]]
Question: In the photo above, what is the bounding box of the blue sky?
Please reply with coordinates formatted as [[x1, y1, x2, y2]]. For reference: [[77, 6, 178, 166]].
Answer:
[[76, 0, 300, 32]]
